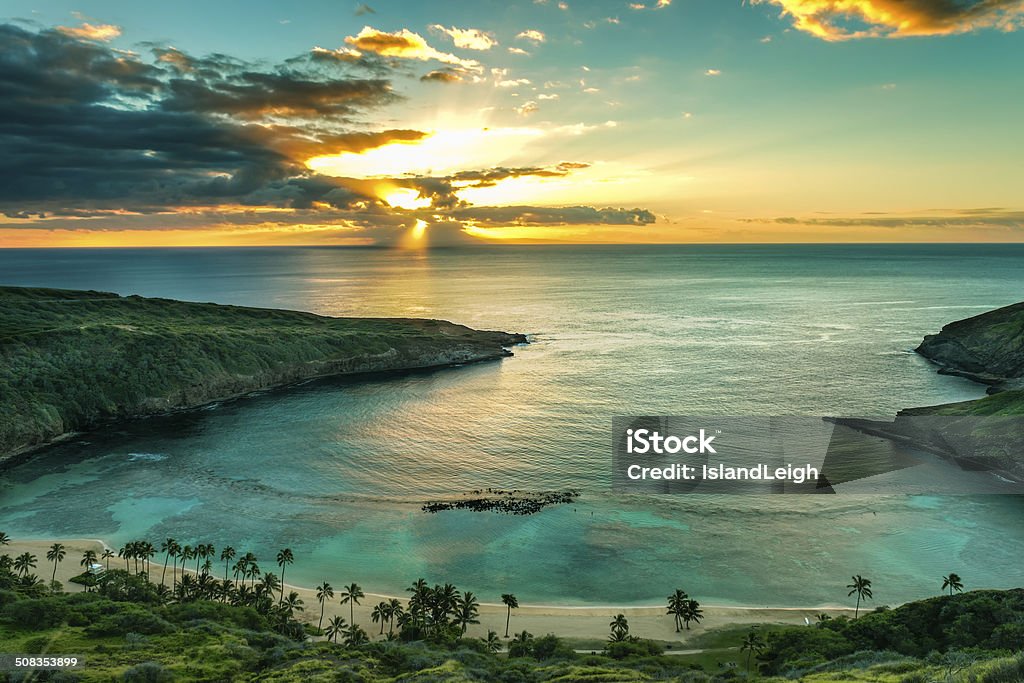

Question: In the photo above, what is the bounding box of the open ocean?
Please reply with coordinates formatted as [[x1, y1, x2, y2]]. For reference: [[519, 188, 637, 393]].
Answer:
[[1, 244, 1023, 606]]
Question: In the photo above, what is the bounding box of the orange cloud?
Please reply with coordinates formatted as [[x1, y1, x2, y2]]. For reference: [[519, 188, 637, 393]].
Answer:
[[343, 26, 481, 70], [57, 21, 122, 41], [753, 0, 1024, 40]]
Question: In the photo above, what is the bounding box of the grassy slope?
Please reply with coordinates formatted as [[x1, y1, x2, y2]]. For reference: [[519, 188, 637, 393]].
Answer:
[[0, 286, 524, 460]]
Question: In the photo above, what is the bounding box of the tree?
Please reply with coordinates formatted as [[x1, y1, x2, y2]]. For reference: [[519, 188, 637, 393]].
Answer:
[[455, 591, 480, 634], [371, 601, 387, 634], [220, 546, 236, 582], [340, 582, 364, 626], [509, 630, 533, 657], [482, 630, 502, 653], [13, 552, 36, 577], [79, 550, 98, 590], [942, 573, 964, 596], [316, 581, 334, 634], [387, 598, 403, 635], [275, 548, 293, 604], [847, 575, 873, 619], [501, 593, 519, 637], [101, 548, 114, 571], [159, 538, 176, 586], [609, 614, 630, 642], [46, 543, 66, 582], [344, 624, 369, 647], [280, 591, 304, 617], [741, 628, 765, 676], [667, 589, 688, 632], [0, 532, 9, 546], [325, 615, 347, 643], [680, 599, 703, 630]]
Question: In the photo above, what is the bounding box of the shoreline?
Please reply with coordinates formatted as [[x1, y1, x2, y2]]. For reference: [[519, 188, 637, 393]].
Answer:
[[2, 537, 865, 642], [0, 346, 523, 471]]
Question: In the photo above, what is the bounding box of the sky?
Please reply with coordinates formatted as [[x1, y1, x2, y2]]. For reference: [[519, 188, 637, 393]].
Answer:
[[1, 0, 1023, 247]]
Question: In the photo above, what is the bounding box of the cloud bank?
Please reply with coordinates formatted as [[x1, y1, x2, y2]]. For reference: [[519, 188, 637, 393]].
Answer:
[[753, 0, 1024, 40]]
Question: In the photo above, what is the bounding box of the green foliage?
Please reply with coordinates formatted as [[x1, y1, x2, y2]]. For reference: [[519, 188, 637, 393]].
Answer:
[[0, 286, 519, 456], [760, 589, 1024, 676]]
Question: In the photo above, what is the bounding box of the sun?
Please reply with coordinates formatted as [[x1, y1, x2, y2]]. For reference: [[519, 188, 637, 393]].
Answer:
[[383, 188, 431, 210]]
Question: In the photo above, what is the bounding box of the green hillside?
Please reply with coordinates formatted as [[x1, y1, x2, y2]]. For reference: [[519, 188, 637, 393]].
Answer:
[[0, 287, 524, 461]]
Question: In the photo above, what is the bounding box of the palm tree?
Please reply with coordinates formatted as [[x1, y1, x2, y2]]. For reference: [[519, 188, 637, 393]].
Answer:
[[501, 593, 519, 637], [847, 575, 873, 619], [680, 599, 704, 630], [118, 545, 130, 571], [371, 601, 388, 634], [666, 589, 688, 632], [340, 582, 364, 625], [13, 552, 36, 577], [142, 541, 156, 576], [101, 548, 114, 571], [387, 598, 403, 635], [276, 548, 294, 604], [46, 543, 66, 582], [180, 545, 194, 578], [0, 532, 9, 546], [316, 581, 334, 634], [344, 624, 369, 647], [80, 549, 97, 571], [325, 615, 347, 643], [741, 628, 765, 676], [609, 614, 630, 642], [220, 546, 236, 582], [482, 630, 502, 653], [280, 591, 304, 617], [80, 550, 98, 590], [159, 538, 176, 586], [455, 591, 480, 634], [942, 573, 964, 596]]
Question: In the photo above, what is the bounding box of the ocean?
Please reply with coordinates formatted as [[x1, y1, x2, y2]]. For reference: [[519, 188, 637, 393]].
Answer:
[[1, 244, 1023, 606]]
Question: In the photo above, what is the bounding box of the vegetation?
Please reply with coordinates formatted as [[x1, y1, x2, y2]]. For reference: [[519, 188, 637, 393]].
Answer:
[[0, 286, 524, 459], [1, 531, 1022, 681]]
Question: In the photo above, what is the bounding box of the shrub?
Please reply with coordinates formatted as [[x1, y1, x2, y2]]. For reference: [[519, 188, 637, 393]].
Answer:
[[122, 661, 174, 682]]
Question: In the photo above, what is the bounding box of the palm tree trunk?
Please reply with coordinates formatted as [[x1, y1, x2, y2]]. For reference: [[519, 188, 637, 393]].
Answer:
[[52, 563, 57, 582], [279, 567, 286, 604], [161, 555, 170, 586], [855, 594, 861, 619], [505, 607, 511, 637], [319, 606, 325, 634]]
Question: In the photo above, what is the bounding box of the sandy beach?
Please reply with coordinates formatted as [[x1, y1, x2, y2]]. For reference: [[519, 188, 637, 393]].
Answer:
[[3, 538, 858, 643]]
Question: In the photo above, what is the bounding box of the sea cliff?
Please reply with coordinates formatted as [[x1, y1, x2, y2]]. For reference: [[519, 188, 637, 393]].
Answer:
[[0, 287, 526, 463], [840, 301, 1024, 482], [915, 301, 1024, 389]]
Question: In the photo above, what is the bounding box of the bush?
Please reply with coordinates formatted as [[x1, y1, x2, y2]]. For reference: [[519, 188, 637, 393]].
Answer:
[[122, 661, 174, 682], [2, 597, 68, 629], [981, 654, 1024, 683], [87, 607, 175, 636]]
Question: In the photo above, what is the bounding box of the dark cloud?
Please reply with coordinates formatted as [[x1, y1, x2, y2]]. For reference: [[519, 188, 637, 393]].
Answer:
[[740, 210, 1024, 230], [1, 22, 656, 243], [451, 206, 657, 226], [753, 0, 1024, 40], [0, 23, 396, 215]]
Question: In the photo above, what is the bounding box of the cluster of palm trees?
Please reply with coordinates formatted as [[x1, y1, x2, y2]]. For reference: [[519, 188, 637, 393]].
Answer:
[[609, 614, 633, 642], [665, 589, 704, 632]]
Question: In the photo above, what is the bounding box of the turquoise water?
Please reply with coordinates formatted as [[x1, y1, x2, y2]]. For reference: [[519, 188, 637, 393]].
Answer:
[[1, 245, 1023, 606]]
